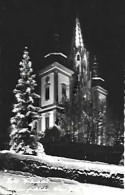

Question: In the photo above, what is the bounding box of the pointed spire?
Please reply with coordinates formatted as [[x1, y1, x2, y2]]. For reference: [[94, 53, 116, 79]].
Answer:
[[69, 17, 88, 73], [74, 17, 84, 49], [70, 17, 85, 57]]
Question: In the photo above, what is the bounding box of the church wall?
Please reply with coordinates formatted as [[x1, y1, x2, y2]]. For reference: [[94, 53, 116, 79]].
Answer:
[[98, 93, 106, 101], [58, 73, 70, 102], [40, 110, 55, 133]]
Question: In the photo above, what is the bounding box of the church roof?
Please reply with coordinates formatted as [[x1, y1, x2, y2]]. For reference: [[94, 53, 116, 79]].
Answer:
[[92, 86, 108, 96], [39, 61, 74, 76]]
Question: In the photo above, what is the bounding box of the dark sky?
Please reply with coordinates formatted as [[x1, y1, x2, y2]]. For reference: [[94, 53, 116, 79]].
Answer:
[[0, 0, 124, 144]]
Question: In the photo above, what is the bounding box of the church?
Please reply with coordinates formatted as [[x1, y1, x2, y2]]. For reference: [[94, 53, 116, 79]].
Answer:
[[37, 18, 108, 145]]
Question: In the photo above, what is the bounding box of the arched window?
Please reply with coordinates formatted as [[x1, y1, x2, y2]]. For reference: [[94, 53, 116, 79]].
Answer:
[[45, 76, 50, 101], [45, 116, 49, 130], [77, 54, 80, 61], [62, 83, 66, 97], [45, 85, 50, 100]]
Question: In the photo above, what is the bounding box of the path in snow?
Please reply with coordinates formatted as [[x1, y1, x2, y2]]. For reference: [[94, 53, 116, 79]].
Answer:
[[0, 170, 124, 195]]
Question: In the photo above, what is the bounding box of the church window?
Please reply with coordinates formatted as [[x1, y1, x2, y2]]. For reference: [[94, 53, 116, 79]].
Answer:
[[45, 85, 50, 100], [45, 76, 50, 101], [62, 83, 66, 97], [77, 65, 80, 72], [45, 116, 49, 129], [77, 54, 80, 61]]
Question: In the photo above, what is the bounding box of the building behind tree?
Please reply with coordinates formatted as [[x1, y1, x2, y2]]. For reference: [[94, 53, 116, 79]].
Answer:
[[38, 18, 108, 146]]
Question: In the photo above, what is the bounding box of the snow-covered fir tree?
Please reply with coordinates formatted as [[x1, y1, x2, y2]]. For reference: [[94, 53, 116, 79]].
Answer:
[[10, 47, 44, 156]]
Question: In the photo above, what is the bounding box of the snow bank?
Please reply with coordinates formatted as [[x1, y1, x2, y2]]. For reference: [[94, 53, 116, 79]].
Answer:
[[0, 150, 124, 188], [1, 150, 123, 174]]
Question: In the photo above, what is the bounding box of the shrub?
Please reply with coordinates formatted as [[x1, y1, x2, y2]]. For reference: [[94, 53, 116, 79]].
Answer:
[[44, 126, 61, 142]]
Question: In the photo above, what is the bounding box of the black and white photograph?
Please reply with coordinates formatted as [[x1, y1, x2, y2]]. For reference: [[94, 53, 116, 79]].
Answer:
[[0, 0, 124, 194]]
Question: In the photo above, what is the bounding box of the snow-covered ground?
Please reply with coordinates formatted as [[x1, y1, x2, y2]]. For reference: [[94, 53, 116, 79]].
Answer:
[[1, 150, 123, 174], [0, 170, 124, 195], [0, 150, 124, 188]]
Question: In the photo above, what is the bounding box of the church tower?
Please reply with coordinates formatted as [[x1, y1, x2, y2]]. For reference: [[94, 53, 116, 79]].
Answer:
[[70, 17, 91, 97], [38, 17, 108, 146], [91, 57, 108, 145], [71, 18, 90, 85], [69, 18, 108, 145], [38, 34, 74, 133]]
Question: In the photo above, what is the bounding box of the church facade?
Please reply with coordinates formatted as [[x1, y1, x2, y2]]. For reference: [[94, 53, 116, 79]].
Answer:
[[38, 18, 108, 145]]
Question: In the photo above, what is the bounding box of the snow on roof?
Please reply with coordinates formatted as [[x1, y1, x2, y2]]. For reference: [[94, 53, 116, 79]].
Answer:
[[92, 85, 108, 95], [39, 61, 74, 76], [92, 77, 105, 82], [44, 52, 67, 59]]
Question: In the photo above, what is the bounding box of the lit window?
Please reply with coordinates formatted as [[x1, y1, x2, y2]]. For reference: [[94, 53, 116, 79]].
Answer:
[[45, 85, 50, 100], [45, 116, 49, 129], [62, 83, 66, 97]]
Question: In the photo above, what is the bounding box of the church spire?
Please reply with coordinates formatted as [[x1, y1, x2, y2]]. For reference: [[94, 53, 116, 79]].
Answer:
[[70, 17, 89, 74], [74, 17, 84, 49], [69, 17, 91, 92]]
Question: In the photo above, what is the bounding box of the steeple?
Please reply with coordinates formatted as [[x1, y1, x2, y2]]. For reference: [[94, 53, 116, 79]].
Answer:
[[74, 17, 84, 49], [70, 17, 90, 84]]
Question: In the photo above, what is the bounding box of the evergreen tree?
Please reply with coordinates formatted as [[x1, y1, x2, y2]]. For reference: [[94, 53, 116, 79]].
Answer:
[[58, 96, 73, 142], [58, 70, 92, 143], [72, 74, 92, 143], [10, 47, 44, 156], [106, 108, 124, 146]]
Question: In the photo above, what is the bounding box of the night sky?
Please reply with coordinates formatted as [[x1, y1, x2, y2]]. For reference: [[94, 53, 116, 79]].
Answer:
[[0, 0, 124, 145]]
